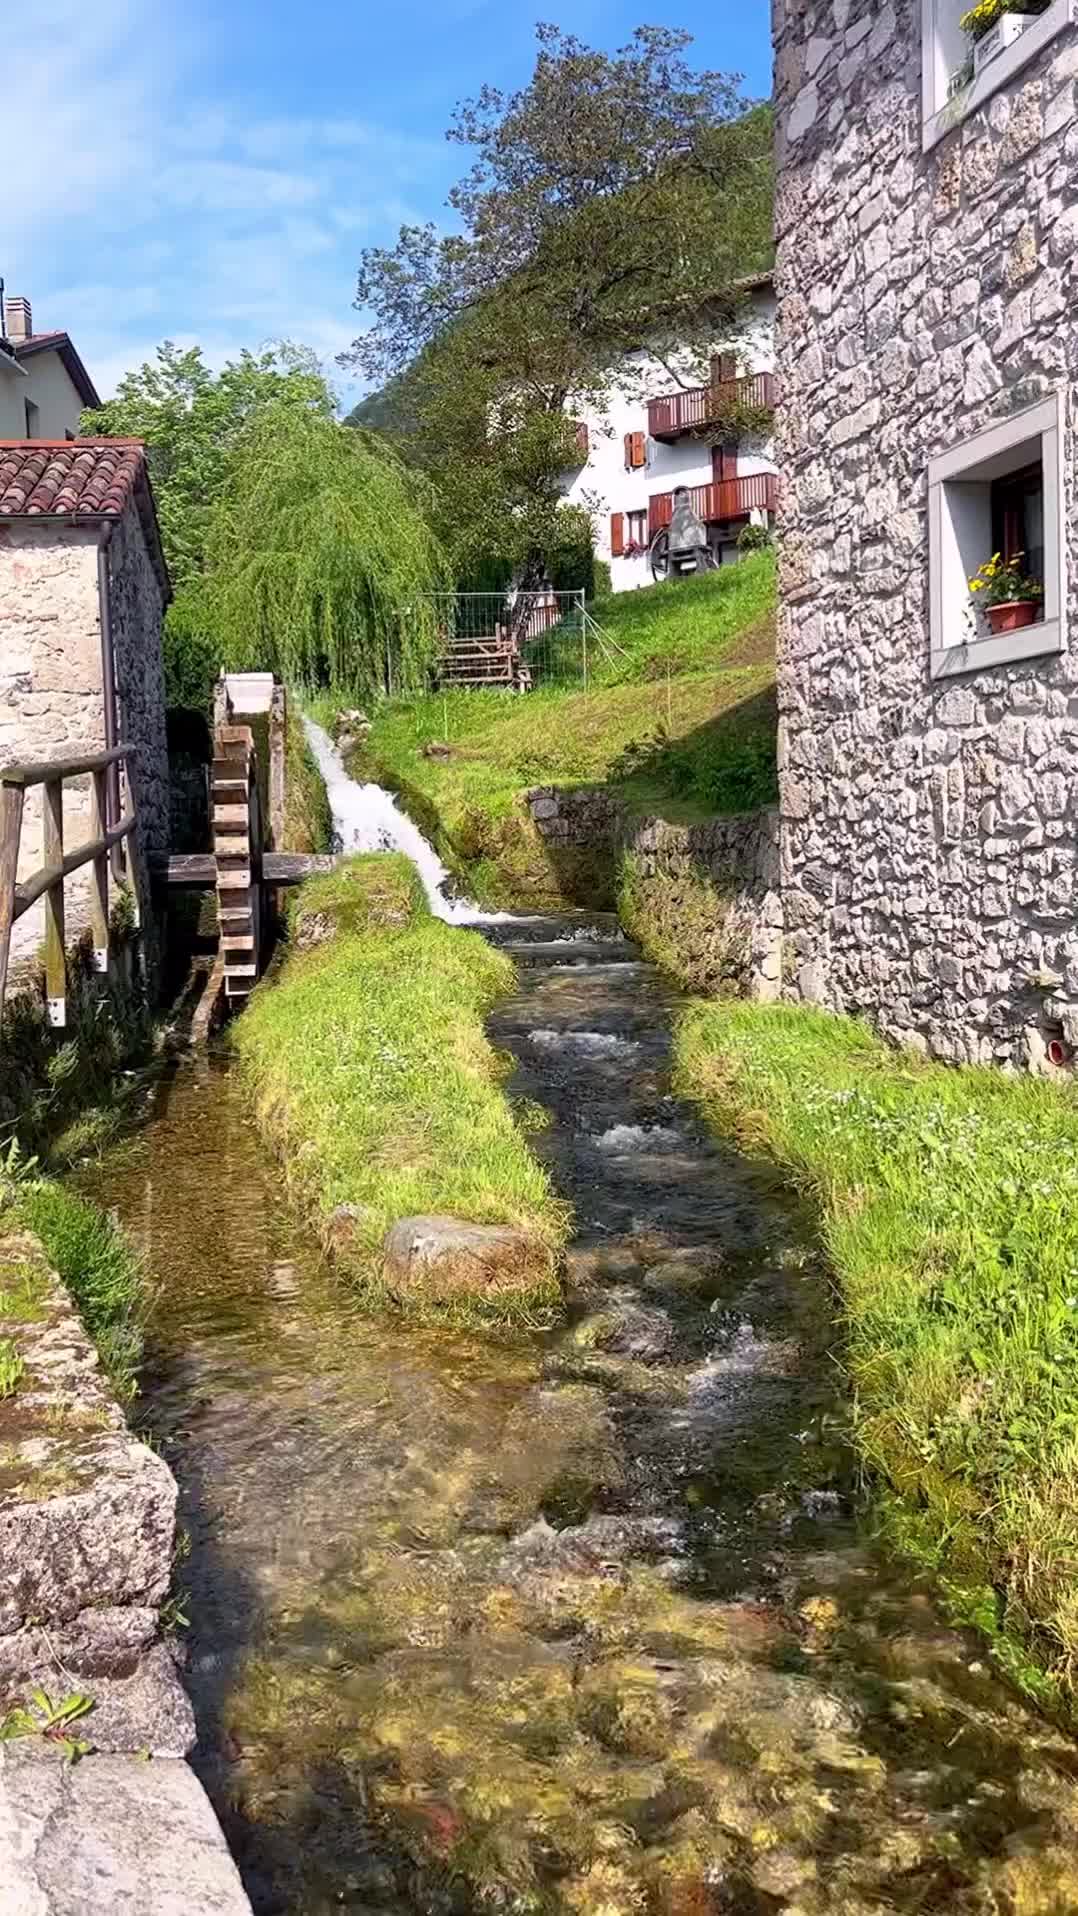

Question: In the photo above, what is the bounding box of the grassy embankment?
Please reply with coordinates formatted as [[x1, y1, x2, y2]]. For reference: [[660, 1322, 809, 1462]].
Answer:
[[348, 556, 777, 910], [0, 1160, 146, 1402], [282, 709, 334, 853], [235, 853, 567, 1324], [677, 1000, 1078, 1715]]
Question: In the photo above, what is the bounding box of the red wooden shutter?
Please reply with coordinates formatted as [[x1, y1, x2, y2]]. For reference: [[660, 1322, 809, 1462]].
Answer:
[[713, 442, 738, 484], [610, 512, 625, 557], [624, 430, 646, 469], [623, 432, 633, 469]]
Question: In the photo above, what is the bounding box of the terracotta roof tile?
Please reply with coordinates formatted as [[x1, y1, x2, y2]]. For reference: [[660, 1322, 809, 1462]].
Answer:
[[0, 439, 171, 600], [0, 439, 146, 518]]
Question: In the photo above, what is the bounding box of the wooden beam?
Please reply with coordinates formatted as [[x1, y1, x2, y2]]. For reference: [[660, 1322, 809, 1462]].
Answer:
[[42, 777, 65, 1027], [14, 815, 137, 918], [150, 851, 339, 888], [0, 743, 133, 790], [88, 768, 109, 973], [0, 782, 26, 1022]]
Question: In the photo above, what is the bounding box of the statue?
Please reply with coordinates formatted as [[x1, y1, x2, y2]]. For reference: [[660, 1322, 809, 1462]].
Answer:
[[666, 486, 709, 574]]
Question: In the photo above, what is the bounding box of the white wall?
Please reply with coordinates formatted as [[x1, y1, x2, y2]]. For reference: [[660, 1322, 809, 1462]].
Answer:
[[559, 289, 778, 591], [0, 349, 87, 441]]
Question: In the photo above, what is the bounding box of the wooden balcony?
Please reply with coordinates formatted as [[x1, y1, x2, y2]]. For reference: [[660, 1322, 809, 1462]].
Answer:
[[648, 472, 778, 538], [647, 371, 776, 441]]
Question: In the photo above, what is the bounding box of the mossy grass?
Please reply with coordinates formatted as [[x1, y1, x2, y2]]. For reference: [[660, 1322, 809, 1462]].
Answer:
[[0, 1338, 25, 1399], [674, 1000, 1078, 1716], [236, 853, 568, 1325], [8, 1184, 148, 1402], [618, 851, 751, 997], [282, 709, 334, 854], [342, 561, 776, 908]]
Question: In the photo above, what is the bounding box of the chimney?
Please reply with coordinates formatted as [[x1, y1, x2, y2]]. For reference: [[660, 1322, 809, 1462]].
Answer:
[[3, 296, 32, 343]]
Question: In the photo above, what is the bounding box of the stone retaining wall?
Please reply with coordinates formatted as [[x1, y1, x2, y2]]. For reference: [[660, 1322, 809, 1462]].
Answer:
[[0, 1226, 250, 1914], [524, 788, 784, 997]]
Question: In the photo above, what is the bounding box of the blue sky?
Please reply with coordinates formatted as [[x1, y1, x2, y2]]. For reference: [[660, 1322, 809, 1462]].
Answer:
[[5, 1, 772, 409]]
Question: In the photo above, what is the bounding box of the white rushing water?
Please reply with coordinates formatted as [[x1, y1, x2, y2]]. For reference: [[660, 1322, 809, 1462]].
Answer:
[[302, 718, 505, 925]]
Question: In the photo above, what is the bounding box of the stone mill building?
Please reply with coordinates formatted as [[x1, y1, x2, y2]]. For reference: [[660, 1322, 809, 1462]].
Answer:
[[773, 0, 1078, 1066]]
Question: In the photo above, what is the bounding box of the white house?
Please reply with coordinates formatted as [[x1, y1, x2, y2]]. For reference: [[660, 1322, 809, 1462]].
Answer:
[[560, 274, 778, 592], [0, 293, 100, 440]]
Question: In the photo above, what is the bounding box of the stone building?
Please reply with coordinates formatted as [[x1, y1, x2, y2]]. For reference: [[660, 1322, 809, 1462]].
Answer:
[[773, 0, 1078, 1066], [0, 439, 171, 962], [559, 277, 779, 590]]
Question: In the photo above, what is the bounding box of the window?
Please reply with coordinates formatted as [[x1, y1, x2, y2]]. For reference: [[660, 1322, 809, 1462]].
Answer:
[[626, 510, 647, 553], [927, 391, 1065, 677], [24, 398, 39, 438], [922, 0, 1076, 151]]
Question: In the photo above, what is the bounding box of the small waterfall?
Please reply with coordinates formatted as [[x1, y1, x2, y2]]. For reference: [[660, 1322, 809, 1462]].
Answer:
[[302, 718, 503, 925]]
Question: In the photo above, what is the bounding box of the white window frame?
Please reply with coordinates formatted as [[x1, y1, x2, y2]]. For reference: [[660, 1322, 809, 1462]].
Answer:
[[922, 0, 1077, 152], [928, 391, 1066, 679]]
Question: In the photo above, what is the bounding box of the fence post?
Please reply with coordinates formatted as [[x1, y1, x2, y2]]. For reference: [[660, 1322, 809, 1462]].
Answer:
[[580, 591, 589, 695], [89, 768, 110, 974], [42, 776, 66, 1027], [0, 781, 26, 1025]]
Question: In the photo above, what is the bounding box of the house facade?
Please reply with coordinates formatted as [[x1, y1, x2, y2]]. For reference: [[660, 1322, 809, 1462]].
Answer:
[[0, 294, 99, 440], [774, 0, 1078, 1068], [0, 440, 170, 969], [560, 278, 779, 591]]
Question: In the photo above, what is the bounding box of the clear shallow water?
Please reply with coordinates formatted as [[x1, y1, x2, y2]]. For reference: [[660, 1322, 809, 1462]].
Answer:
[[80, 946, 1078, 1916]]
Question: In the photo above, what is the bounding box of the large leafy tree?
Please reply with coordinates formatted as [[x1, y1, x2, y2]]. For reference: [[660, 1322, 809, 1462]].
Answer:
[[82, 340, 333, 591], [345, 26, 772, 581], [196, 406, 451, 696]]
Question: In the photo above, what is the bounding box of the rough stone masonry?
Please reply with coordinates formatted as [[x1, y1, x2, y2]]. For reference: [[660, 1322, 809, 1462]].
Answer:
[[773, 0, 1078, 1066]]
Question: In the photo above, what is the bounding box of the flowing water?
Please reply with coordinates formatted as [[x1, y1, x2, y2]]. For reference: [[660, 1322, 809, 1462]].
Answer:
[[78, 750, 1078, 1914]]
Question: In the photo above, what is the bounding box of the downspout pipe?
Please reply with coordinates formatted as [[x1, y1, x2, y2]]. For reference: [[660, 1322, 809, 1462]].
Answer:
[[96, 524, 124, 880]]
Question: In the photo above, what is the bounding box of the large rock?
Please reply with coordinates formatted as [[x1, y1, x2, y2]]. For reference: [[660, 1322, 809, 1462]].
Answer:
[[0, 1748, 252, 1914], [383, 1215, 555, 1302]]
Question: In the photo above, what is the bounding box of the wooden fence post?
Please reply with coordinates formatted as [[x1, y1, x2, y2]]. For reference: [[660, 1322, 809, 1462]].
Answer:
[[89, 768, 110, 974], [42, 776, 66, 1027], [0, 782, 26, 1024]]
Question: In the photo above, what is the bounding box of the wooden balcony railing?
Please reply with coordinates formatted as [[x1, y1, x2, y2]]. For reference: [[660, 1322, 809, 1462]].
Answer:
[[647, 371, 776, 441], [0, 745, 138, 1025], [648, 472, 778, 538]]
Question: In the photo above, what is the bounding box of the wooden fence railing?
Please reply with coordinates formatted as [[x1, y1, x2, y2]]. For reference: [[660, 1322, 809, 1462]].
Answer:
[[0, 744, 138, 1027]]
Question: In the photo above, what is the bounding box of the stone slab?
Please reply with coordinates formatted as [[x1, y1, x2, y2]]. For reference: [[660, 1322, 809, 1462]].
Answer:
[[0, 1747, 252, 1915]]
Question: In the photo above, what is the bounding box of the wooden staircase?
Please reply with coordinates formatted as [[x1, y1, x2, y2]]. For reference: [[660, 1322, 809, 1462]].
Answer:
[[435, 630, 531, 690]]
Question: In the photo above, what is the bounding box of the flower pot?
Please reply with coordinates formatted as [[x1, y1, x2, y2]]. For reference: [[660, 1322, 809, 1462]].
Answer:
[[985, 599, 1038, 634], [974, 9, 1038, 73]]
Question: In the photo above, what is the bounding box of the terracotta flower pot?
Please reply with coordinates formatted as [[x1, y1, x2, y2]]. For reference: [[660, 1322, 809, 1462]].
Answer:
[[985, 599, 1038, 635]]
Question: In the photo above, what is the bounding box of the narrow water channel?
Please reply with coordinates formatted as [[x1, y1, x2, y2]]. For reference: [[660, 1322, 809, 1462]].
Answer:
[[78, 733, 1078, 1912], [78, 921, 1078, 1914]]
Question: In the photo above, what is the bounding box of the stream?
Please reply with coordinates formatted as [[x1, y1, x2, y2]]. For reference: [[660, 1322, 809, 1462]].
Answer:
[[78, 732, 1078, 1914]]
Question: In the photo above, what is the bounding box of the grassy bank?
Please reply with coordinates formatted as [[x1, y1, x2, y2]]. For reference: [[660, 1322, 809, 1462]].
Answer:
[[282, 709, 334, 853], [676, 1001, 1078, 1713], [351, 558, 776, 908], [235, 854, 567, 1323], [0, 1165, 147, 1401]]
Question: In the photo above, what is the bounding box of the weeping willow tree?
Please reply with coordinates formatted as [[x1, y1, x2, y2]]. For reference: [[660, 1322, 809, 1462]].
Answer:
[[200, 405, 451, 694]]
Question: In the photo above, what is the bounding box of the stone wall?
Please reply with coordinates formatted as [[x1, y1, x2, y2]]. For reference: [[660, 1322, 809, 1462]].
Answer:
[[107, 500, 170, 856], [774, 0, 1078, 1066], [0, 1226, 250, 1913], [525, 786, 783, 997], [0, 501, 169, 976]]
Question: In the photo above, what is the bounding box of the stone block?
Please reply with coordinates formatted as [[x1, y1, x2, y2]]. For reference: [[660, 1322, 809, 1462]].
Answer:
[[383, 1216, 555, 1303]]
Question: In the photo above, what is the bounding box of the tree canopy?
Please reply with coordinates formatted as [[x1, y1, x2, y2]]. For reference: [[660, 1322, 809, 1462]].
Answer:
[[194, 406, 450, 695], [344, 25, 772, 585], [82, 341, 333, 591]]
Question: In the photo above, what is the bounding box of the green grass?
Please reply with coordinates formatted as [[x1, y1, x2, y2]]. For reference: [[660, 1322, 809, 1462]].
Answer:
[[0, 1339, 25, 1399], [344, 561, 777, 909], [11, 1184, 147, 1401], [675, 1001, 1078, 1713], [236, 853, 568, 1324], [283, 710, 333, 853]]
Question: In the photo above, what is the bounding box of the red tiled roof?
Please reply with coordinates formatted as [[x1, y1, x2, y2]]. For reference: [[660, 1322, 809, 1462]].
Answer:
[[0, 439, 170, 598], [0, 439, 146, 517]]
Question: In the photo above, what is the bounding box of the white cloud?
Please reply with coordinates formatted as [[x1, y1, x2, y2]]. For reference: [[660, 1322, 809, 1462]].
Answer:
[[2, 1, 451, 406]]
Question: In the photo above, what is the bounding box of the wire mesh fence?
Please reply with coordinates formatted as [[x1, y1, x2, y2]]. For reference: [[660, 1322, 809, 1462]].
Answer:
[[408, 591, 589, 694]]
